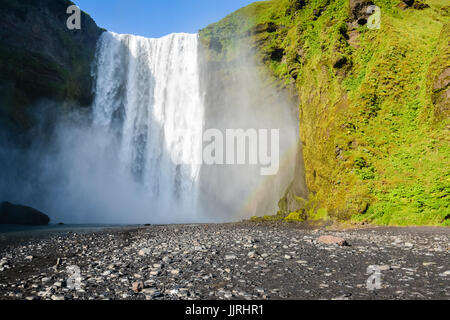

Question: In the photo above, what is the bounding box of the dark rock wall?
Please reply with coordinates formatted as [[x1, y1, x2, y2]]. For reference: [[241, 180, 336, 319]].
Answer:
[[0, 201, 50, 225], [0, 0, 104, 131]]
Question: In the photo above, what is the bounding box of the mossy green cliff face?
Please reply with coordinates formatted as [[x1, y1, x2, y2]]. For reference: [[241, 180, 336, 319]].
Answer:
[[0, 0, 104, 131], [199, 0, 450, 226]]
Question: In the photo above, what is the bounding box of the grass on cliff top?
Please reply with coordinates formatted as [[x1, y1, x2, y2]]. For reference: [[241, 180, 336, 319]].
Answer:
[[201, 0, 449, 226]]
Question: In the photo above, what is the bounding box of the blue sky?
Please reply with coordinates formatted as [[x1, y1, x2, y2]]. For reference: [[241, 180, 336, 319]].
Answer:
[[74, 0, 256, 38]]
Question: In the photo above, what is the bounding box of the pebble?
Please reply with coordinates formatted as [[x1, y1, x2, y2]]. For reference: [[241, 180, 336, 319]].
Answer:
[[131, 281, 144, 293], [0, 224, 447, 300], [170, 269, 180, 275]]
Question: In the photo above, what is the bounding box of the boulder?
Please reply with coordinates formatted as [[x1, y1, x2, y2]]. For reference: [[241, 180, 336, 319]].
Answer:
[[131, 281, 144, 293], [0, 202, 50, 225], [318, 235, 349, 246]]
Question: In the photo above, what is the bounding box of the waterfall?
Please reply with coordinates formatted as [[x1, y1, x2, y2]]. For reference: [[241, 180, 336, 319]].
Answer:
[[91, 32, 204, 221], [0, 31, 300, 224]]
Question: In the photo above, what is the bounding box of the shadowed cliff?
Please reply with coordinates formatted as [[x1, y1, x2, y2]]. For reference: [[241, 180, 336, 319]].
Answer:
[[0, 0, 104, 133]]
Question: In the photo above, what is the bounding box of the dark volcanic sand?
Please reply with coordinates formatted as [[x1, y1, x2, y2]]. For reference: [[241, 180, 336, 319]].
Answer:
[[0, 223, 448, 300]]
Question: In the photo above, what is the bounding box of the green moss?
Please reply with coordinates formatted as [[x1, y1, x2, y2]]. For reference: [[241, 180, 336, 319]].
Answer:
[[284, 211, 305, 222], [309, 208, 330, 221], [250, 212, 285, 222], [201, 0, 450, 227]]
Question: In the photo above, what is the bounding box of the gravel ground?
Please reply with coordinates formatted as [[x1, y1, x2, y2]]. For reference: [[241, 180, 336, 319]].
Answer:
[[0, 223, 448, 300]]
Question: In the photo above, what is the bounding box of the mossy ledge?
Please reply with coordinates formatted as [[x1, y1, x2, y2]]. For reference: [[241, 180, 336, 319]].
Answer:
[[199, 0, 450, 226]]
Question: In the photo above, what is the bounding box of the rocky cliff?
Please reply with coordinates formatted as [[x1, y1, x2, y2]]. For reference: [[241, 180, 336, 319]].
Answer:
[[0, 201, 50, 225], [0, 0, 104, 131], [199, 0, 449, 226]]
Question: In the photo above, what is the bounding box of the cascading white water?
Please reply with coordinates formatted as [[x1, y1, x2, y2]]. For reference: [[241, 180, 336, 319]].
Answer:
[[92, 32, 204, 220], [0, 30, 301, 224]]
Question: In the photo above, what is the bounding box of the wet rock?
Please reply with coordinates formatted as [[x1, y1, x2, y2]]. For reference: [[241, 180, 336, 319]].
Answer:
[[0, 202, 50, 226]]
